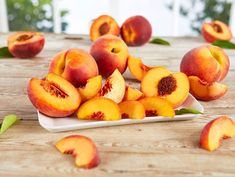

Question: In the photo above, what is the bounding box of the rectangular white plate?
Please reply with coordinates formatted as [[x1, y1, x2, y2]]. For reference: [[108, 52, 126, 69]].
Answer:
[[38, 94, 204, 133]]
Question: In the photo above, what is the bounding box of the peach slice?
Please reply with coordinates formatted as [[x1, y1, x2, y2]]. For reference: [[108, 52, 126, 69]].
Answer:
[[188, 76, 228, 101], [27, 73, 81, 117], [90, 15, 120, 41], [123, 86, 143, 101], [200, 116, 235, 151], [127, 55, 152, 81], [78, 75, 102, 102], [55, 135, 100, 168], [141, 67, 189, 108], [119, 101, 145, 119], [77, 97, 121, 121], [202, 20, 232, 43], [98, 69, 125, 103], [8, 32, 45, 58], [139, 97, 175, 118]]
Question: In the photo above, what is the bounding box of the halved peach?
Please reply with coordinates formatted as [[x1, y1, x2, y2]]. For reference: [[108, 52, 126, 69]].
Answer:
[[97, 69, 125, 103], [78, 75, 102, 102], [139, 97, 175, 118], [27, 73, 81, 117], [119, 101, 145, 119], [90, 15, 120, 41], [77, 97, 121, 121], [188, 76, 228, 101], [123, 86, 143, 101], [55, 135, 100, 168], [141, 67, 189, 108], [200, 116, 235, 151], [128, 55, 152, 81], [8, 32, 45, 58]]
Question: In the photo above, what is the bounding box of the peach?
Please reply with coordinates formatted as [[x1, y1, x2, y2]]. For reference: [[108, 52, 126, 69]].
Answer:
[[90, 15, 120, 41], [127, 55, 152, 81], [49, 49, 99, 87], [202, 20, 232, 43], [78, 75, 102, 102], [97, 69, 125, 103], [120, 15, 152, 46], [180, 45, 230, 83], [119, 101, 145, 119], [77, 97, 121, 121], [141, 67, 189, 108], [8, 32, 45, 58], [189, 76, 228, 101], [27, 73, 81, 117], [55, 135, 100, 168], [123, 86, 143, 101], [139, 97, 175, 118], [90, 34, 129, 77], [200, 116, 235, 151]]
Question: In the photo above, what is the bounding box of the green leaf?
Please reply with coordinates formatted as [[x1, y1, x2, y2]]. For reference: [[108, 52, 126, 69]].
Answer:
[[0, 47, 14, 58], [175, 108, 203, 115], [0, 114, 19, 134], [211, 40, 235, 49], [149, 37, 170, 46]]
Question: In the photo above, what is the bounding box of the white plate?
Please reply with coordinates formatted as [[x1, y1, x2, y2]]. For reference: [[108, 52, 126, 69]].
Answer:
[[38, 94, 204, 133]]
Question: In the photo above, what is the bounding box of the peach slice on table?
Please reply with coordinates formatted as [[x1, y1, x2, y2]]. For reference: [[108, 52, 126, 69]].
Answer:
[[8, 32, 45, 58], [188, 76, 228, 101], [97, 69, 125, 103], [123, 86, 143, 101], [119, 101, 145, 119], [139, 97, 175, 118], [55, 135, 100, 168], [202, 20, 233, 43], [27, 73, 81, 117], [77, 97, 121, 121], [127, 55, 152, 81], [200, 116, 235, 151], [49, 48, 99, 87], [141, 67, 189, 108], [78, 75, 102, 102], [90, 15, 120, 41]]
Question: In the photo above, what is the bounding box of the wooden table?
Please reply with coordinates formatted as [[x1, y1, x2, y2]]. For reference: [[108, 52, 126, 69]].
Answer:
[[0, 33, 235, 177]]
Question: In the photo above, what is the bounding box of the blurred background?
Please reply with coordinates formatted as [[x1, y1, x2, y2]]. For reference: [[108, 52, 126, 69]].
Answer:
[[0, 0, 234, 36]]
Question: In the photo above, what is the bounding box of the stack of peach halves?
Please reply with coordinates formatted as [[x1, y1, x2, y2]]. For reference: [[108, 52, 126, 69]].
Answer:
[[27, 34, 191, 120]]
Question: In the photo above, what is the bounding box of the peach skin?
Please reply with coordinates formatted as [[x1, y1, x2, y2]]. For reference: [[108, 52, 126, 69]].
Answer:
[[127, 55, 152, 81], [8, 32, 45, 58], [77, 97, 121, 121], [200, 116, 235, 151], [55, 135, 100, 168], [49, 48, 98, 87], [141, 67, 189, 108], [139, 97, 175, 118], [121, 15, 152, 46], [90, 34, 129, 77], [27, 73, 81, 117], [188, 76, 228, 101], [119, 100, 145, 119], [90, 15, 120, 41], [202, 20, 232, 43]]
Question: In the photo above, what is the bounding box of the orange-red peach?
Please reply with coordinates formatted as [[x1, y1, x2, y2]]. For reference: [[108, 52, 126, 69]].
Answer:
[[49, 49, 98, 87], [119, 101, 145, 119], [121, 15, 152, 46], [55, 135, 100, 168], [90, 34, 129, 77], [202, 20, 232, 43], [27, 73, 81, 117], [8, 32, 45, 58], [200, 116, 235, 151], [90, 15, 120, 41], [123, 86, 143, 101]]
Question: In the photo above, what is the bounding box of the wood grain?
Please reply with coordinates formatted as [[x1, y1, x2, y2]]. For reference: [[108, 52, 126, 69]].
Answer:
[[0, 33, 235, 177]]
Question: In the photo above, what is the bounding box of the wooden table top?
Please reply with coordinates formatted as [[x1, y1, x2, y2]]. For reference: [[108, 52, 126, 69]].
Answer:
[[0, 33, 235, 177]]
